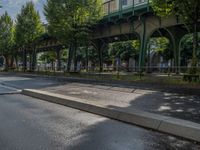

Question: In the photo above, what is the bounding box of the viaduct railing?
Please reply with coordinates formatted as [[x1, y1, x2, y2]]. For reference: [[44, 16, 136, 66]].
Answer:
[[103, 0, 149, 16]]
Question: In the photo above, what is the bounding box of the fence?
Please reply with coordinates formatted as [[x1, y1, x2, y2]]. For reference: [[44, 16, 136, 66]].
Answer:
[[3, 65, 200, 75]]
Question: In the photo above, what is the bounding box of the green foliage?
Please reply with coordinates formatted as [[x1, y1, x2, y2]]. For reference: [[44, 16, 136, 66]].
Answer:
[[39, 49, 69, 63], [151, 0, 200, 23], [151, 0, 174, 17], [44, 0, 103, 45], [44, 0, 103, 71], [0, 12, 14, 55], [149, 37, 169, 53], [75, 46, 99, 64], [15, 1, 44, 48], [151, 0, 200, 33], [149, 37, 173, 61], [61, 49, 68, 62], [181, 34, 200, 60], [39, 51, 56, 63], [109, 40, 140, 62], [152, 0, 200, 71]]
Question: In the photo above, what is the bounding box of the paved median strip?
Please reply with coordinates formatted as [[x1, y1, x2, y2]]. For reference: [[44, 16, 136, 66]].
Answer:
[[22, 89, 200, 143]]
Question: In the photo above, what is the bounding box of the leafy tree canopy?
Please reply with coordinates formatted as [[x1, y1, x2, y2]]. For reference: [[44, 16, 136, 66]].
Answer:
[[151, 0, 200, 30], [0, 11, 14, 55], [44, 0, 103, 45], [15, 1, 44, 48], [109, 40, 140, 62]]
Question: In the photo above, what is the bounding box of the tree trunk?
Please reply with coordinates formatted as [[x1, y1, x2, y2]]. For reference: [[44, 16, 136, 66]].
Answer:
[[190, 21, 198, 74], [15, 54, 18, 70], [23, 49, 27, 72], [5, 55, 9, 71], [51, 61, 54, 70], [33, 49, 37, 71], [73, 40, 77, 72], [98, 46, 103, 72], [193, 23, 198, 60], [10, 55, 14, 69], [147, 43, 151, 73], [86, 46, 89, 72], [29, 53, 32, 71], [56, 49, 61, 71], [67, 44, 73, 72]]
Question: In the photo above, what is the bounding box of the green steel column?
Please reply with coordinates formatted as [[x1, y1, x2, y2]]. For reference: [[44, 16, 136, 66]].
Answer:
[[130, 20, 135, 33], [174, 38, 182, 74], [108, 1, 111, 21], [168, 32, 182, 74], [147, 0, 150, 12], [132, 0, 135, 15], [108, 2, 110, 15], [119, 0, 122, 18], [139, 17, 147, 72]]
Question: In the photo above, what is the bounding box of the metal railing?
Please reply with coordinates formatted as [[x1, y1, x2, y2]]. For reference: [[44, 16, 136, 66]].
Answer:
[[1, 65, 200, 82], [3, 65, 200, 74], [103, 0, 149, 15]]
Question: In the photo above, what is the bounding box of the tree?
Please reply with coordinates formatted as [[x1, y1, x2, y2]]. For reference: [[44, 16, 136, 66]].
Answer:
[[15, 1, 44, 71], [0, 12, 14, 70], [0, 0, 2, 8], [180, 34, 200, 66], [44, 0, 103, 72], [39, 51, 56, 69], [152, 0, 200, 73], [109, 40, 140, 64]]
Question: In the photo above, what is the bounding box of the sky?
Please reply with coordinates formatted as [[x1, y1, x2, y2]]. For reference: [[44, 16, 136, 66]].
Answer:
[[0, 0, 47, 23]]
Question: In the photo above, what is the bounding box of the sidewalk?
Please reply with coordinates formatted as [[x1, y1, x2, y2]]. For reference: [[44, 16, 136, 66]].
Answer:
[[40, 82, 200, 124]]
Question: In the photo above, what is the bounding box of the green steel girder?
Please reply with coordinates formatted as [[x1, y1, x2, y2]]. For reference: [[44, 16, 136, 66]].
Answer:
[[94, 33, 139, 44]]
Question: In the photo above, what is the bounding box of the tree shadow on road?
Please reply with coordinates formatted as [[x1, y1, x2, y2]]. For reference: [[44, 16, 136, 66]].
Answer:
[[108, 91, 200, 124], [65, 93, 200, 150]]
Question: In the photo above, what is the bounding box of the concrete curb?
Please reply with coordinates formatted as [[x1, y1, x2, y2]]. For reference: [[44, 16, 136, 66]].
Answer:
[[0, 91, 22, 95], [22, 89, 200, 142]]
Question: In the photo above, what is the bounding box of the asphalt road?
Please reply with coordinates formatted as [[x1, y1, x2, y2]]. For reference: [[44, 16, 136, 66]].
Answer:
[[0, 94, 200, 150], [0, 75, 59, 89], [0, 80, 199, 149]]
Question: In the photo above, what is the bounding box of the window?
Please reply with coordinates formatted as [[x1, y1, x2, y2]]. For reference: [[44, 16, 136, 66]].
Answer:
[[122, 0, 127, 6]]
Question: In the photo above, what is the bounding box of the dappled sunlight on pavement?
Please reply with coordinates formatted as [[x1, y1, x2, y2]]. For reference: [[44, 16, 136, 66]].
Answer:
[[42, 82, 200, 124]]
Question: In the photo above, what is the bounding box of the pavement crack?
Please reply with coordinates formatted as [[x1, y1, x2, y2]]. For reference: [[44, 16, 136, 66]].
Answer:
[[156, 120, 163, 130]]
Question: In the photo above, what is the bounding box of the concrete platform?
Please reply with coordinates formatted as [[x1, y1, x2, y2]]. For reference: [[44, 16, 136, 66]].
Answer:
[[22, 89, 200, 143]]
